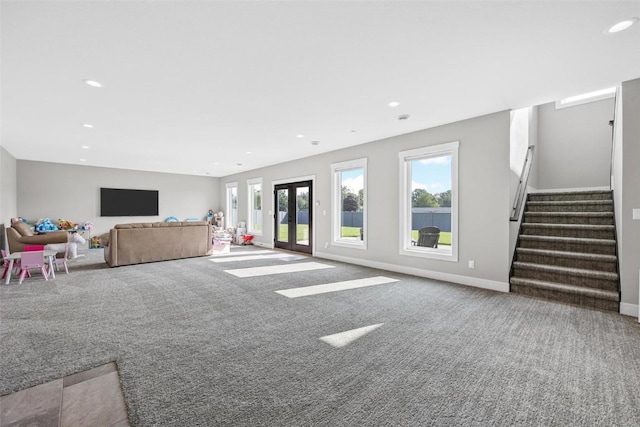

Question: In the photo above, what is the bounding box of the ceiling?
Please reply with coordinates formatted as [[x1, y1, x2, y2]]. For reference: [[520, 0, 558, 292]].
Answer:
[[2, 1, 639, 178]]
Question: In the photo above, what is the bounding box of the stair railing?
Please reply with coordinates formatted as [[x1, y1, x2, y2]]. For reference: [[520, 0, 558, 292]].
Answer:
[[609, 86, 619, 190], [510, 145, 535, 221]]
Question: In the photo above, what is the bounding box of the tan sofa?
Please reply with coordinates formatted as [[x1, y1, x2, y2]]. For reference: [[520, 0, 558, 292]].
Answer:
[[103, 221, 212, 267], [6, 222, 68, 253]]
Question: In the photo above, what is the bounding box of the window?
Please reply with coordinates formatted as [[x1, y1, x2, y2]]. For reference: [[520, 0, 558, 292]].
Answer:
[[331, 158, 367, 248], [399, 141, 458, 261], [226, 182, 238, 228], [555, 86, 616, 109], [247, 178, 263, 235]]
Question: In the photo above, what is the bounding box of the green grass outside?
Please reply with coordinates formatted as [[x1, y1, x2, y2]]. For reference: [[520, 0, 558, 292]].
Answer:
[[277, 224, 309, 242], [278, 224, 451, 246]]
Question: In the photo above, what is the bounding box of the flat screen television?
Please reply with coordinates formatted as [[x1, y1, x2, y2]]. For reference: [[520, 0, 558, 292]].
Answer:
[[100, 188, 159, 217]]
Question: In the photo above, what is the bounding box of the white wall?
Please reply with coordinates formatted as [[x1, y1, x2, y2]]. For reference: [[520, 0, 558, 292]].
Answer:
[[536, 98, 614, 190], [619, 78, 640, 312], [222, 111, 511, 289], [17, 161, 220, 235], [509, 107, 532, 261]]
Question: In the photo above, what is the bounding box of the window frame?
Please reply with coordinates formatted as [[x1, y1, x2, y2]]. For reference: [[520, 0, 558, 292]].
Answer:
[[225, 182, 238, 229], [398, 141, 459, 262], [247, 177, 263, 235], [331, 158, 367, 250]]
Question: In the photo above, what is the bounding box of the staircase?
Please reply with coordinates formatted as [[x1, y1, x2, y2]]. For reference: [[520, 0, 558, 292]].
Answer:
[[510, 190, 620, 312]]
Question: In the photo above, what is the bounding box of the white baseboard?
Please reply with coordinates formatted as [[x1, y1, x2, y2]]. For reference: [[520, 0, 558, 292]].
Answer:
[[531, 186, 610, 193], [314, 251, 509, 293], [254, 241, 274, 249], [620, 302, 639, 319]]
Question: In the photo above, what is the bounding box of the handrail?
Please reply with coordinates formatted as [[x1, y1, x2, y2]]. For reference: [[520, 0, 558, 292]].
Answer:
[[609, 86, 619, 190], [510, 145, 535, 221]]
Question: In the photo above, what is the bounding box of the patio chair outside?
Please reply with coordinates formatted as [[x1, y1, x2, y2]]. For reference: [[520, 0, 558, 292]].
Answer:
[[417, 226, 440, 248]]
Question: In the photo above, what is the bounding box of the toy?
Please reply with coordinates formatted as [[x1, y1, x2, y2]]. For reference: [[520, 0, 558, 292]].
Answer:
[[91, 236, 102, 249], [44, 232, 86, 259], [82, 221, 93, 231], [58, 218, 77, 230], [36, 218, 59, 232], [241, 234, 254, 245], [165, 216, 179, 222]]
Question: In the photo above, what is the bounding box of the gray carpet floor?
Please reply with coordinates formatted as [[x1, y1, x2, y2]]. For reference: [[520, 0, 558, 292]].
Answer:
[[1, 246, 640, 426]]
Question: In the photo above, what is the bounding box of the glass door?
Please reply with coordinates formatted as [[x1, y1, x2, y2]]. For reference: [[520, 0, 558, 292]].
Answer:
[[274, 180, 312, 254]]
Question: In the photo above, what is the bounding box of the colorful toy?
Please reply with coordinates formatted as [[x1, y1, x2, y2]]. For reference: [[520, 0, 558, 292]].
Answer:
[[241, 234, 254, 245], [36, 218, 59, 232], [58, 218, 77, 230], [82, 221, 93, 231], [91, 236, 102, 249]]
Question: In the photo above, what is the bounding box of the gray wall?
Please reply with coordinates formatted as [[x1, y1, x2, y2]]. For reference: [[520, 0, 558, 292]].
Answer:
[[17, 161, 219, 235], [222, 111, 511, 286], [1, 146, 18, 224], [619, 78, 640, 308], [536, 98, 614, 190], [1, 147, 18, 250]]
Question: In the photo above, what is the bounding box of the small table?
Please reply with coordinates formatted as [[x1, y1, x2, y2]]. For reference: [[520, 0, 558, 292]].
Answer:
[[4, 250, 58, 285]]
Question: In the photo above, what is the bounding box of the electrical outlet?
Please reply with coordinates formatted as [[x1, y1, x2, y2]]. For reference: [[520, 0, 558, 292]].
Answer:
[[323, 210, 327, 216], [633, 209, 640, 220], [468, 260, 475, 269], [324, 242, 329, 249]]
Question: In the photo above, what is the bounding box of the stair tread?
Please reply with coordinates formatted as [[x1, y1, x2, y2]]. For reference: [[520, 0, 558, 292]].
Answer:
[[527, 200, 612, 205], [515, 248, 617, 262], [510, 277, 620, 301], [528, 190, 611, 196], [524, 212, 613, 217], [522, 223, 614, 230], [513, 261, 619, 280], [519, 235, 616, 245]]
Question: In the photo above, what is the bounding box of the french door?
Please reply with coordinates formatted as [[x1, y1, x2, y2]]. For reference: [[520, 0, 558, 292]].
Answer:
[[274, 180, 312, 254]]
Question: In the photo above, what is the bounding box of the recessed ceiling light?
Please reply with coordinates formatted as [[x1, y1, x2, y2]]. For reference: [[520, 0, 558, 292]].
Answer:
[[398, 114, 410, 121], [83, 79, 102, 88], [81, 123, 94, 128], [79, 158, 87, 162], [388, 101, 400, 107], [311, 141, 320, 146], [246, 151, 252, 155], [237, 163, 243, 166], [606, 18, 638, 33], [81, 145, 90, 149], [206, 172, 211, 175], [350, 130, 357, 133], [296, 134, 304, 138]]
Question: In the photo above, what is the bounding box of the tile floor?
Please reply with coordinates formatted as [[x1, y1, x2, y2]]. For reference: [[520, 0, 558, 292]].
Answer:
[[0, 362, 129, 426]]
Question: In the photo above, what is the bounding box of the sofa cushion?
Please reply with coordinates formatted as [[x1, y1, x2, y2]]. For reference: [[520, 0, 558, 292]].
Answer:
[[12, 222, 34, 237]]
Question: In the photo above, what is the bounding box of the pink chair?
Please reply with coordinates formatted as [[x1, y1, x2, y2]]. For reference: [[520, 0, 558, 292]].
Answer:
[[18, 251, 49, 284], [50, 243, 70, 275], [24, 245, 45, 251], [1, 249, 19, 279]]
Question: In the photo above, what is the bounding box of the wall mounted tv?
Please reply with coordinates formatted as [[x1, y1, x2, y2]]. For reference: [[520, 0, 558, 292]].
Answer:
[[100, 188, 159, 217]]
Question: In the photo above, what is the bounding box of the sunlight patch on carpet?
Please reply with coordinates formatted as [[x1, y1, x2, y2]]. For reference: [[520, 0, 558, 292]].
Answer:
[[320, 324, 384, 348], [225, 262, 334, 278], [275, 276, 399, 298], [211, 253, 303, 263]]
